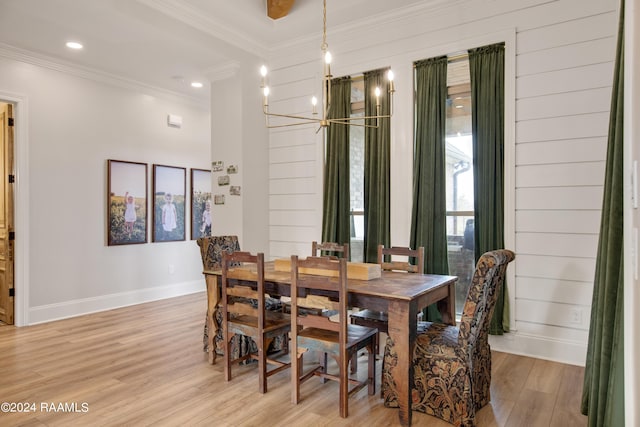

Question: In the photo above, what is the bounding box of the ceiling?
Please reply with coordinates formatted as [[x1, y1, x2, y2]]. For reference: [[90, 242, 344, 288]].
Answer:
[[0, 0, 439, 102]]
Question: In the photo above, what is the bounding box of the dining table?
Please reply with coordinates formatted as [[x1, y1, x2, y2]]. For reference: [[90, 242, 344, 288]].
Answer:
[[202, 260, 457, 427]]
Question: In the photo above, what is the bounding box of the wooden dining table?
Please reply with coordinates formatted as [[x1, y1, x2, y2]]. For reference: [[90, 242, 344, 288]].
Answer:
[[202, 261, 457, 427]]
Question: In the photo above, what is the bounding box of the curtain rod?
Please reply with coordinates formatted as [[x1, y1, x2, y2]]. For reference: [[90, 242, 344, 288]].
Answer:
[[413, 52, 469, 68], [447, 52, 469, 62]]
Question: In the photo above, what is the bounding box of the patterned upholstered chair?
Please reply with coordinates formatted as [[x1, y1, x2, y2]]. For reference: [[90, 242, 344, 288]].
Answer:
[[196, 236, 284, 363], [381, 249, 515, 427]]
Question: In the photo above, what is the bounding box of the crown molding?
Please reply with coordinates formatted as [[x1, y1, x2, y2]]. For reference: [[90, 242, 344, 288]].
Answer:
[[269, 0, 459, 53], [0, 43, 208, 108], [137, 0, 267, 57], [137, 0, 464, 59]]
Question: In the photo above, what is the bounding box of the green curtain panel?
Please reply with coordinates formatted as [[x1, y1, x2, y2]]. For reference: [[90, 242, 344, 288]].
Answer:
[[410, 56, 449, 321], [321, 77, 352, 252], [581, 2, 625, 425], [468, 43, 507, 335], [363, 69, 391, 263]]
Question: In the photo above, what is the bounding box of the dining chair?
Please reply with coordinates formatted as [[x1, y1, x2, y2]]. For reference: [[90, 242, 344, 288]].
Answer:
[[290, 255, 377, 418], [381, 249, 515, 427], [312, 241, 349, 259], [221, 251, 291, 393], [350, 245, 425, 335], [281, 240, 350, 316], [197, 236, 285, 364]]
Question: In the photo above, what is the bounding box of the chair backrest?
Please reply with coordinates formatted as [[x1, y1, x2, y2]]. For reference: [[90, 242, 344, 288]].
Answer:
[[196, 235, 240, 270], [458, 249, 515, 348], [221, 251, 266, 330], [291, 256, 347, 342], [312, 241, 349, 259], [377, 245, 425, 273]]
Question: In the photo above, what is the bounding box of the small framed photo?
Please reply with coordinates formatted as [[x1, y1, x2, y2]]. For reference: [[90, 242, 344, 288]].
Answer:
[[153, 164, 186, 242], [227, 164, 238, 174], [191, 168, 212, 240], [212, 161, 224, 172], [218, 175, 230, 186], [230, 186, 241, 196], [214, 194, 225, 205], [107, 160, 148, 246]]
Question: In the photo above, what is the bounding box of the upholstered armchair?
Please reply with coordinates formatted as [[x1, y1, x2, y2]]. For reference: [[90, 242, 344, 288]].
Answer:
[[381, 249, 515, 427], [196, 236, 285, 363]]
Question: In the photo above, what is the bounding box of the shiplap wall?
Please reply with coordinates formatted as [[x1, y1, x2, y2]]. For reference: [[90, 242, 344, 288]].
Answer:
[[263, 0, 617, 365]]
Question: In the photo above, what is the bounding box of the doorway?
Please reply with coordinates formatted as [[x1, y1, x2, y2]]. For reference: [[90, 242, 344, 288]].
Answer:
[[0, 101, 15, 325]]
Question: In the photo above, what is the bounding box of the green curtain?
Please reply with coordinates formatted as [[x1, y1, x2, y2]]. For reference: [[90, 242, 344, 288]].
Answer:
[[468, 43, 507, 334], [322, 77, 352, 253], [363, 69, 391, 263], [581, 1, 625, 425], [410, 57, 449, 321]]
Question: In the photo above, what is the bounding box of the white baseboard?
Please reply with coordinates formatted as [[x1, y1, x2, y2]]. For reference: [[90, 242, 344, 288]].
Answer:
[[489, 331, 587, 367], [27, 280, 205, 325]]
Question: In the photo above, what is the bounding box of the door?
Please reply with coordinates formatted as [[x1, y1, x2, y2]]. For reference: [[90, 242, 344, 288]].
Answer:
[[0, 102, 14, 324]]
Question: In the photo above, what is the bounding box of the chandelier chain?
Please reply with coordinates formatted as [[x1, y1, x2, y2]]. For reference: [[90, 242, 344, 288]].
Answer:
[[321, 0, 328, 51]]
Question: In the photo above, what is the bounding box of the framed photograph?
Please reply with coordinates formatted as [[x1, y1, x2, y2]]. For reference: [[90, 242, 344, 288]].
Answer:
[[212, 161, 224, 172], [152, 164, 186, 242], [214, 194, 225, 205], [107, 160, 148, 246], [230, 185, 241, 196], [227, 164, 238, 174], [191, 168, 212, 240], [218, 175, 230, 186]]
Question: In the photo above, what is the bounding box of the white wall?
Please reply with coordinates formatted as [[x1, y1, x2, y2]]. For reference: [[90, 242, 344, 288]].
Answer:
[[0, 54, 211, 325], [259, 0, 618, 365], [209, 59, 270, 254]]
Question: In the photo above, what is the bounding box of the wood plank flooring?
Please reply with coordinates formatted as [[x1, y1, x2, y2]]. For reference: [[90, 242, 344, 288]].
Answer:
[[0, 292, 587, 426]]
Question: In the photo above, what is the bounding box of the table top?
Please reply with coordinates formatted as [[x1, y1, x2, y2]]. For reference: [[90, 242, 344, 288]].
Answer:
[[203, 261, 457, 302]]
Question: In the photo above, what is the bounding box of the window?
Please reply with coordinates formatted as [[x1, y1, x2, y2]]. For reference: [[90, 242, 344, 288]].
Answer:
[[349, 78, 365, 262], [445, 58, 475, 314]]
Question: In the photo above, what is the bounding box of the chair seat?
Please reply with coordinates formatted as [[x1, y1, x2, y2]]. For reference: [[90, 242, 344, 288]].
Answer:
[[298, 324, 377, 348], [229, 311, 291, 334], [415, 322, 463, 360]]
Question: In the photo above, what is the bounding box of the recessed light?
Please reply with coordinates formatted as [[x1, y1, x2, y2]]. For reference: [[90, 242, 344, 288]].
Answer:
[[191, 82, 204, 88], [66, 41, 83, 50], [455, 105, 463, 109]]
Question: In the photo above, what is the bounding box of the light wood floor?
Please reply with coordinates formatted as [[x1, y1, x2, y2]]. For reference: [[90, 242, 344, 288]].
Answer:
[[0, 292, 587, 426]]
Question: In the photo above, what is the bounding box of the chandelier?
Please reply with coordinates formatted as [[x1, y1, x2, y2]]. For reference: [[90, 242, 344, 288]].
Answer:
[[260, 0, 395, 130]]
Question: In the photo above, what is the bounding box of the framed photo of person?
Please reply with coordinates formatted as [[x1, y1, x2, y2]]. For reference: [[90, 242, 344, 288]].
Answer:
[[190, 168, 212, 240], [107, 159, 148, 246], [152, 164, 186, 242]]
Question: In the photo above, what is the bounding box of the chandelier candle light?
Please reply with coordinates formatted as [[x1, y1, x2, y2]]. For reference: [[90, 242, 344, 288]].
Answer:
[[260, 0, 395, 130]]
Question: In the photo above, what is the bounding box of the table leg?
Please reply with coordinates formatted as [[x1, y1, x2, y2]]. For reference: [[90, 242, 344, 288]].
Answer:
[[387, 300, 417, 426], [438, 281, 457, 326], [205, 275, 219, 364]]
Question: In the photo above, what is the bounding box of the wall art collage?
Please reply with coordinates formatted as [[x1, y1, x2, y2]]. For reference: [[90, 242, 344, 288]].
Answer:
[[107, 159, 212, 246], [211, 160, 240, 205]]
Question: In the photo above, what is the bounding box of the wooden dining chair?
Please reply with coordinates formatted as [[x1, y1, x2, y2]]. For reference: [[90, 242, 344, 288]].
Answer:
[[221, 251, 291, 393], [381, 249, 515, 427], [350, 245, 424, 335], [312, 241, 349, 259], [282, 240, 350, 317], [290, 255, 377, 418]]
